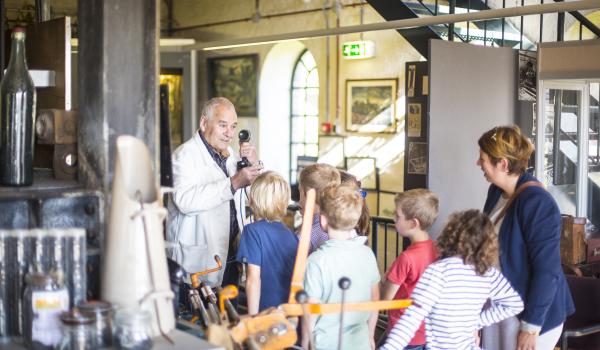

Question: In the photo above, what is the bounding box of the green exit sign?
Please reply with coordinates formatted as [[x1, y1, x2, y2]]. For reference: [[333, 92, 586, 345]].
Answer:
[[342, 41, 375, 59]]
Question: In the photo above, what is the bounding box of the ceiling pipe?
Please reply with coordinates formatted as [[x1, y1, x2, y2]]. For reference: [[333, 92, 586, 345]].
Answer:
[[177, 0, 600, 51], [35, 0, 51, 22]]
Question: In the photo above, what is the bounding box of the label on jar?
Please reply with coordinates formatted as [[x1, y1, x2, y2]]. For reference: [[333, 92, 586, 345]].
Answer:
[[31, 289, 69, 346]]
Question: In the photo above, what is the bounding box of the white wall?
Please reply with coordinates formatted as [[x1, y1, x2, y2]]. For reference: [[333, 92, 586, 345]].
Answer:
[[258, 41, 306, 179], [429, 40, 516, 238]]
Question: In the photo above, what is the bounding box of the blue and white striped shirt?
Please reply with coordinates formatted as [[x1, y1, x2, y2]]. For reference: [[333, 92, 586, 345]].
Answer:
[[381, 257, 523, 350]]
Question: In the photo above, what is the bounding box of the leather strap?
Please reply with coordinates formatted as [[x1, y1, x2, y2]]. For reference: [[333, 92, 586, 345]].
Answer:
[[493, 181, 544, 226]]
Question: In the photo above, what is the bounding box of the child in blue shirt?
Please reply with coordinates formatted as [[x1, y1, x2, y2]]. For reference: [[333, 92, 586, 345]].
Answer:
[[236, 171, 298, 314], [303, 183, 380, 350]]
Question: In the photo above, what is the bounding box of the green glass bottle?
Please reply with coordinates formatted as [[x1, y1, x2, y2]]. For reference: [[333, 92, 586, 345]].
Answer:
[[0, 27, 37, 186]]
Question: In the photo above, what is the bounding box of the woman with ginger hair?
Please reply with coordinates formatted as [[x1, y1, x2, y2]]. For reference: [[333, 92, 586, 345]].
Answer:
[[477, 125, 574, 350]]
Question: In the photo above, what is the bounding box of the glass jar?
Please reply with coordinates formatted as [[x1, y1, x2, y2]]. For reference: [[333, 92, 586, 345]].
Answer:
[[57, 309, 96, 350], [113, 308, 153, 350], [79, 301, 114, 348], [22, 271, 69, 349]]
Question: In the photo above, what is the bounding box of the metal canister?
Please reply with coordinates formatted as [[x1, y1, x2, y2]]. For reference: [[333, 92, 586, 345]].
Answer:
[[79, 301, 114, 348], [22, 271, 69, 349]]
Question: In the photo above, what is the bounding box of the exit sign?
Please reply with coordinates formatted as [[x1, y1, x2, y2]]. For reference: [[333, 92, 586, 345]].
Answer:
[[342, 41, 375, 59]]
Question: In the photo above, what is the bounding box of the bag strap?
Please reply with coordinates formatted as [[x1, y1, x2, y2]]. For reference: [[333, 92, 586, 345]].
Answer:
[[493, 181, 544, 226]]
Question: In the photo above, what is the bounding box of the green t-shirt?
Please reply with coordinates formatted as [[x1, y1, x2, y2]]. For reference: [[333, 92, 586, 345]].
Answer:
[[304, 236, 381, 350]]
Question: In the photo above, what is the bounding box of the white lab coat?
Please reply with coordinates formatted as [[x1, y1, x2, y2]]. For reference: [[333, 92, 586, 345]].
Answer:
[[166, 131, 246, 287]]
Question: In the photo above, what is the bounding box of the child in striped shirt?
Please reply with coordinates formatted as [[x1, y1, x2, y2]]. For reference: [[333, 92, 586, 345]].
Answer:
[[381, 209, 523, 350]]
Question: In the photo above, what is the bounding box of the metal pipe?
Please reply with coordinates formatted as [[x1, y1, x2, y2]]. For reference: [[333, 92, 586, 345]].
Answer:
[[540, 0, 545, 44], [467, 0, 471, 42], [557, 0, 565, 41], [553, 90, 562, 185], [35, 0, 50, 22], [0, 0, 5, 78], [324, 1, 330, 124], [167, 1, 366, 33], [335, 5, 340, 129], [166, 0, 173, 37], [448, 0, 456, 41], [183, 0, 600, 51], [484, 0, 488, 45], [520, 0, 525, 49]]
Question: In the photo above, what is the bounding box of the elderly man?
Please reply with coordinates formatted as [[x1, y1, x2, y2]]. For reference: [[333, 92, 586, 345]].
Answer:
[[167, 97, 262, 289]]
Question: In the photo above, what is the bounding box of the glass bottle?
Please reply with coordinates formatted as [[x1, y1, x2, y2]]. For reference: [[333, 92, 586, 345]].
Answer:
[[0, 26, 37, 186]]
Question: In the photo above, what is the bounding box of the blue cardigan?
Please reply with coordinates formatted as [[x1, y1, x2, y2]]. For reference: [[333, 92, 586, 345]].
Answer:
[[483, 172, 575, 334]]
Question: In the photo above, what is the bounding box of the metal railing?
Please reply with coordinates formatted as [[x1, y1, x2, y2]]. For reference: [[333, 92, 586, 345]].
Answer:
[[370, 216, 411, 272], [404, 0, 600, 49]]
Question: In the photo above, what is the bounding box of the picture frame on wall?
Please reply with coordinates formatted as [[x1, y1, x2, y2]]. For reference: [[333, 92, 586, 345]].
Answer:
[[518, 50, 537, 101], [346, 79, 397, 133], [208, 54, 258, 116]]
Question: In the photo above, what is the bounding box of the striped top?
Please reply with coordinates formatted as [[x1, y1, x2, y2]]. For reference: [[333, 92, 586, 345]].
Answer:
[[381, 257, 523, 350]]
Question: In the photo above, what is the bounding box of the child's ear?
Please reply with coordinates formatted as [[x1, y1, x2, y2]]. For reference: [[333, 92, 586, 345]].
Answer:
[[411, 218, 421, 230], [320, 214, 329, 232]]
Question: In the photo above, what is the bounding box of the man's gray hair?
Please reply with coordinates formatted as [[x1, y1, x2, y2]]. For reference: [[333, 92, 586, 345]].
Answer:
[[201, 97, 235, 120]]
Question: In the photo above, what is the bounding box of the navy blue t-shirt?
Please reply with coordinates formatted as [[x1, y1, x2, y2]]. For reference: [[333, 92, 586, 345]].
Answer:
[[236, 220, 298, 311]]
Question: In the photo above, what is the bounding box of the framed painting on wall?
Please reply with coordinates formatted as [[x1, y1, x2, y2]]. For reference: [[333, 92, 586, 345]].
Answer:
[[346, 79, 397, 133], [208, 54, 258, 116]]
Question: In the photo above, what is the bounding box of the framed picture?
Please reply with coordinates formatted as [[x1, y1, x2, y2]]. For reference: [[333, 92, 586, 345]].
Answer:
[[346, 79, 397, 133], [518, 50, 537, 101], [407, 142, 427, 175], [208, 54, 258, 116]]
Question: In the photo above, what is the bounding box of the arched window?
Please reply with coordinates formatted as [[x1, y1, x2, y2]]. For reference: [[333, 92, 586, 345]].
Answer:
[[290, 50, 319, 183]]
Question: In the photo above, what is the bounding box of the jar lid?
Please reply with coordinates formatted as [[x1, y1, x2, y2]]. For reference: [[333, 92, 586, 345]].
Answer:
[[79, 300, 114, 317], [25, 272, 55, 287], [12, 27, 25, 33], [60, 309, 95, 326]]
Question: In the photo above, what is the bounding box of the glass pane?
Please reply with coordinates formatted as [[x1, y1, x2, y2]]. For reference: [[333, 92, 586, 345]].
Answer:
[[292, 144, 305, 164], [306, 88, 319, 116], [293, 63, 308, 87], [543, 88, 581, 216], [291, 117, 305, 143], [159, 74, 184, 148], [292, 89, 306, 116], [290, 170, 298, 185], [301, 51, 316, 70], [306, 144, 319, 157], [305, 116, 319, 144], [307, 69, 319, 88], [588, 82, 600, 228]]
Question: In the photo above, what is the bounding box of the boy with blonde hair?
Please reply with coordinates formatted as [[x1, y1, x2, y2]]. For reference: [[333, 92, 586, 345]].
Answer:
[[298, 163, 341, 252], [381, 189, 439, 350], [236, 171, 298, 314], [303, 183, 380, 350]]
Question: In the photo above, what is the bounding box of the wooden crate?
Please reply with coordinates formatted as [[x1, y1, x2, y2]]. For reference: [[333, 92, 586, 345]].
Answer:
[[587, 232, 600, 263], [561, 215, 587, 265]]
